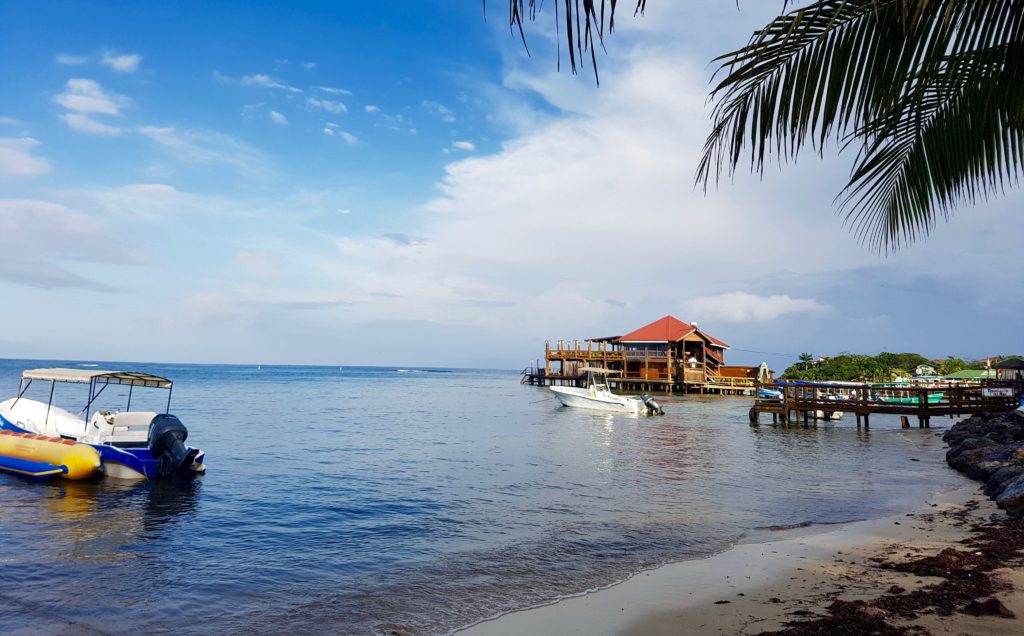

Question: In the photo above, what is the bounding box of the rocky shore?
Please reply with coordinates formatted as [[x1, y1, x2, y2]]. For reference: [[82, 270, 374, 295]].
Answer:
[[944, 410, 1024, 515]]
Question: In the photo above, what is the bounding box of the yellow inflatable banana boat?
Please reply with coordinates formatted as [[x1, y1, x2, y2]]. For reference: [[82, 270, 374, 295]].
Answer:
[[0, 430, 101, 480]]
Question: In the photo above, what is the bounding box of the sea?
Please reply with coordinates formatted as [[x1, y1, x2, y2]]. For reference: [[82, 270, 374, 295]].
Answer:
[[0, 359, 967, 635]]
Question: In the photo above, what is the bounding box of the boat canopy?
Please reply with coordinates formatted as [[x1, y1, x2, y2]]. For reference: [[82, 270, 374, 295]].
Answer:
[[22, 368, 173, 389], [580, 366, 620, 374]]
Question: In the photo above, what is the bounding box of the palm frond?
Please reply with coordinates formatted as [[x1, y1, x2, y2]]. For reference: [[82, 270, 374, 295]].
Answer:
[[493, 1, 647, 84], [842, 40, 1024, 250], [699, 0, 1024, 251]]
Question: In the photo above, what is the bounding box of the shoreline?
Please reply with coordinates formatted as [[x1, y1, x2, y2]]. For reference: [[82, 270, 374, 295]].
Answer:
[[456, 482, 1024, 635]]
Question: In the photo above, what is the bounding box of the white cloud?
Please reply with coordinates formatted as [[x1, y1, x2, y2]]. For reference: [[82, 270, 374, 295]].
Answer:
[[0, 116, 22, 126], [0, 138, 52, 180], [302, 61, 317, 70], [100, 52, 142, 73], [307, 97, 347, 114], [53, 78, 129, 116], [269, 110, 288, 125], [0, 198, 146, 289], [239, 73, 302, 93], [452, 140, 475, 151], [421, 99, 456, 123], [159, 292, 246, 329], [365, 104, 379, 113], [322, 123, 356, 144], [60, 113, 121, 135], [55, 53, 88, 65], [318, 86, 352, 95], [138, 126, 272, 178], [284, 49, 876, 345], [234, 249, 283, 280], [687, 292, 828, 323], [118, 183, 177, 196]]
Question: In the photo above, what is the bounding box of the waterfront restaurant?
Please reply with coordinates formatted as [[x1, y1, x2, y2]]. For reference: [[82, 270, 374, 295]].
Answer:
[[541, 315, 765, 394]]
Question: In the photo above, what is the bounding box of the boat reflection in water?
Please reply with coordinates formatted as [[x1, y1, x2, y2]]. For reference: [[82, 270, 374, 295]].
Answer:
[[37, 477, 201, 558]]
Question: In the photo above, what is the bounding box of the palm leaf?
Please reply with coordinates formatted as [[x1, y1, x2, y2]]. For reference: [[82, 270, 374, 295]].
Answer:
[[494, 1, 646, 83], [699, 0, 1024, 251]]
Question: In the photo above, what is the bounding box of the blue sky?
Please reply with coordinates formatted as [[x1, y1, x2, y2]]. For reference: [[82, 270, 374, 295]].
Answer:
[[1, 2, 1021, 368]]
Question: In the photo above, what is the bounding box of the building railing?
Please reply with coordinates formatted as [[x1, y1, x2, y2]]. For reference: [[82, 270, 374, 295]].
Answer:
[[545, 346, 668, 361]]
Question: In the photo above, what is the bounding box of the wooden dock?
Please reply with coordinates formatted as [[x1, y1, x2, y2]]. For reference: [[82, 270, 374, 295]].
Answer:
[[750, 381, 1020, 428]]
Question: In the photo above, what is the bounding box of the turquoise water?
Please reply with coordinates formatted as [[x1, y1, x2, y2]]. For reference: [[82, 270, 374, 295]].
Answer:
[[0, 360, 964, 634]]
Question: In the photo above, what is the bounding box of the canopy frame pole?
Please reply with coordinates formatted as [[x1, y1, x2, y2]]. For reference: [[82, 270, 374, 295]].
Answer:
[[11, 377, 31, 410], [45, 380, 55, 431], [165, 386, 172, 414], [82, 380, 110, 419], [127, 383, 133, 412]]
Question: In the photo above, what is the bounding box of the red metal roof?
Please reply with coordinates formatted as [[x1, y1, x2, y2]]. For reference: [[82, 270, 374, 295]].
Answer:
[[615, 315, 696, 343], [615, 315, 730, 348], [701, 332, 730, 349]]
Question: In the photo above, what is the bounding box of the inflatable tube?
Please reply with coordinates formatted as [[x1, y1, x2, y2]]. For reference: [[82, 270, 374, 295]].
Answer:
[[0, 430, 100, 480], [0, 455, 65, 480]]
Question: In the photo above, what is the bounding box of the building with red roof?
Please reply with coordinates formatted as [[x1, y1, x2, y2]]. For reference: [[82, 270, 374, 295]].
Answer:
[[539, 315, 762, 394]]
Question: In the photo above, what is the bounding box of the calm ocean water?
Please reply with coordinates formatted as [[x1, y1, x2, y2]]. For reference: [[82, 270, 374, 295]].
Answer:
[[0, 359, 965, 635]]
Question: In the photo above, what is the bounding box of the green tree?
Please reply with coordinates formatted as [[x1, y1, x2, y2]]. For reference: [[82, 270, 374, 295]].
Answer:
[[499, 1, 1024, 252], [939, 357, 966, 375], [780, 352, 936, 381]]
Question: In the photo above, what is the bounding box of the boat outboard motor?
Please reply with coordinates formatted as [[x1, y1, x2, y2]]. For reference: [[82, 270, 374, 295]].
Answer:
[[148, 414, 199, 478], [641, 394, 664, 416]]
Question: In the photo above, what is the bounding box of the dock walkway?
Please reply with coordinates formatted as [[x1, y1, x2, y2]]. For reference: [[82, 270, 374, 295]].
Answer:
[[750, 381, 1020, 428]]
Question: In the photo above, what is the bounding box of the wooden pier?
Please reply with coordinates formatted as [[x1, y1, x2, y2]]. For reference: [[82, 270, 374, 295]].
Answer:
[[750, 381, 1020, 428]]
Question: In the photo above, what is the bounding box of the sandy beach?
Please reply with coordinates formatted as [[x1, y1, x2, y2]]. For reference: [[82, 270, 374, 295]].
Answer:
[[458, 483, 1024, 635]]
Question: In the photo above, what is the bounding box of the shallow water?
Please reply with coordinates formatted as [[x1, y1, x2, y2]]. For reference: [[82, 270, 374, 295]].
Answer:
[[0, 360, 964, 634]]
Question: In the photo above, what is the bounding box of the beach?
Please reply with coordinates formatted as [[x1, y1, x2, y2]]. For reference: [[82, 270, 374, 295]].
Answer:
[[460, 484, 1024, 635]]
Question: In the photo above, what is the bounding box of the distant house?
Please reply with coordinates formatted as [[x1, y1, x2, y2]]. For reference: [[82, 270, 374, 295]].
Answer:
[[914, 364, 938, 377], [993, 357, 1024, 382], [543, 315, 763, 393]]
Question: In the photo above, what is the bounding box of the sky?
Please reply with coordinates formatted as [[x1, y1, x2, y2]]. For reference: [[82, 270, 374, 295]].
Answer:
[[0, 1, 1021, 369]]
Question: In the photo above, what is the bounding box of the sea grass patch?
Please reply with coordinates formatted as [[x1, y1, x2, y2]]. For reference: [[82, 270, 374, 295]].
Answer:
[[758, 508, 1024, 635]]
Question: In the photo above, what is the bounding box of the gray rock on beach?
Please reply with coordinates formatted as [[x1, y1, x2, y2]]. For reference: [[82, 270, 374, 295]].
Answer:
[[944, 412, 1024, 516]]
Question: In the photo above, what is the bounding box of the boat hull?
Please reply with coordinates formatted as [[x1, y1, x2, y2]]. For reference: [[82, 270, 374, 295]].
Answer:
[[549, 386, 641, 414], [879, 393, 944, 405], [0, 413, 204, 480], [814, 410, 844, 421]]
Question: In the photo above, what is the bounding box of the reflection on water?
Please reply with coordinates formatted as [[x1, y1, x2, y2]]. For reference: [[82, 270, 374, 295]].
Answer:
[[0, 362, 967, 635]]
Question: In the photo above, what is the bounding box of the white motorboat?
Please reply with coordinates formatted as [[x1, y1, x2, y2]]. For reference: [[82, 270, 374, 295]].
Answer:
[[0, 368, 205, 480], [549, 368, 663, 415]]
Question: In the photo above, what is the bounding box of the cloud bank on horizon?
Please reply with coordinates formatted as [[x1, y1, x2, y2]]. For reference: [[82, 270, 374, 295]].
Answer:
[[0, 2, 1019, 367]]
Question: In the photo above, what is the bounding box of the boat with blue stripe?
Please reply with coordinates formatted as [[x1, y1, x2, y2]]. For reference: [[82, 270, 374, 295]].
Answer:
[[0, 368, 205, 480]]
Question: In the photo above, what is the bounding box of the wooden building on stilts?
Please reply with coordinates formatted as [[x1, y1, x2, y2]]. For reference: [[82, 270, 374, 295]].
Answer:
[[522, 315, 769, 395]]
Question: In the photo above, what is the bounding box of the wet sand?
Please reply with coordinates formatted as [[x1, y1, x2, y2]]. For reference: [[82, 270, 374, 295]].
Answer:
[[458, 485, 1024, 635]]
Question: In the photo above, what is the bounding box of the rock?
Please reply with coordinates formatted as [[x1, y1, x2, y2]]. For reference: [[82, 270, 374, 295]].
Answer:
[[950, 436, 998, 455], [985, 465, 1024, 498], [945, 412, 1024, 516], [948, 447, 1004, 480], [995, 474, 1024, 515], [961, 598, 1016, 618], [974, 460, 1008, 480]]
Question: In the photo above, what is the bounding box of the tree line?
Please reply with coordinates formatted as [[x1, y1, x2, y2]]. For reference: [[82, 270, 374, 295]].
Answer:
[[781, 352, 1021, 382]]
